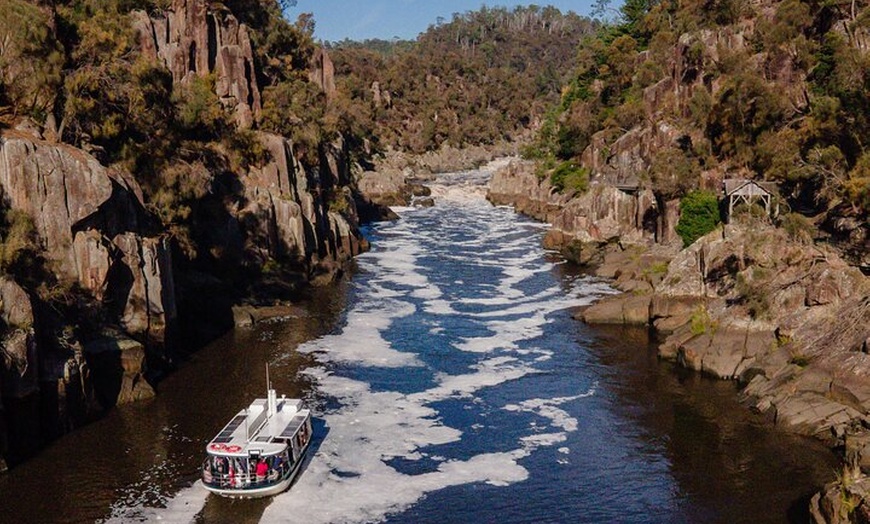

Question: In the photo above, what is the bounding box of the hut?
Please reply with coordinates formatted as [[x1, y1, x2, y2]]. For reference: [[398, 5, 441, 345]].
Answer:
[[723, 179, 779, 222]]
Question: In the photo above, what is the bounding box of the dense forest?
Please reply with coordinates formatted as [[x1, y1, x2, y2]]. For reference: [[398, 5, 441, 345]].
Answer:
[[325, 6, 597, 153]]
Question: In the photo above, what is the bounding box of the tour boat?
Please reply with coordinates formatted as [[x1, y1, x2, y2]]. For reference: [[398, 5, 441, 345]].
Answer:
[[201, 376, 312, 498]]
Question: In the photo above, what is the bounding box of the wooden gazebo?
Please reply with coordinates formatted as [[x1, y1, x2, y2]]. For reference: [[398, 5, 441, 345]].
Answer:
[[723, 179, 779, 222]]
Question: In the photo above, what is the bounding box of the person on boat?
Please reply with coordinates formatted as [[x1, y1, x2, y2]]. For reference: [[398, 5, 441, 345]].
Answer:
[[202, 462, 213, 484], [256, 459, 268, 482]]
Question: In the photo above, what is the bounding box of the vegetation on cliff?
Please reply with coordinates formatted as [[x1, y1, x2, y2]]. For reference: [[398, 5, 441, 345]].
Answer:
[[528, 0, 869, 265], [0, 0, 364, 281], [325, 6, 596, 154], [0, 0, 374, 468]]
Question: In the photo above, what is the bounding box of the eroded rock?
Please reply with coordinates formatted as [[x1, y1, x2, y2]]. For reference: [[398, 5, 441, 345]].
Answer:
[[132, 0, 261, 128]]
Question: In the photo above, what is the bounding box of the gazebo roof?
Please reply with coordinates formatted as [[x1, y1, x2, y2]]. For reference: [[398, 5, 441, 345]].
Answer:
[[723, 178, 778, 196]]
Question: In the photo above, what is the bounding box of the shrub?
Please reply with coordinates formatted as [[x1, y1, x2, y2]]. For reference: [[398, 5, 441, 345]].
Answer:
[[689, 306, 716, 336], [0, 0, 64, 119], [736, 272, 770, 319], [550, 161, 590, 194], [0, 209, 39, 274], [174, 73, 228, 137], [779, 212, 815, 243], [675, 190, 721, 246]]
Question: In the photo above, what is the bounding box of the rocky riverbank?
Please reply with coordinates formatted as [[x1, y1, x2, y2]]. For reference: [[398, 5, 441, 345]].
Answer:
[[356, 142, 519, 210], [487, 158, 870, 522], [0, 0, 369, 471]]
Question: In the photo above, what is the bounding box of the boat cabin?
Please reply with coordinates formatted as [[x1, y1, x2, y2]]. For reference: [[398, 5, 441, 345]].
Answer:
[[202, 391, 312, 497]]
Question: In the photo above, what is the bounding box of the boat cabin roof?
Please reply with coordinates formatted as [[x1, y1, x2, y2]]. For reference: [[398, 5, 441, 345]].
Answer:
[[207, 397, 309, 457]]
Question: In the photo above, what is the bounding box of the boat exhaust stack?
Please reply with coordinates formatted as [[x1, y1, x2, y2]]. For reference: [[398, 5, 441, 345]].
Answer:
[[267, 364, 277, 416]]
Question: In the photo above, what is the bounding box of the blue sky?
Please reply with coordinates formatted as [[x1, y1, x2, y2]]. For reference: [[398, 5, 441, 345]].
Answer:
[[291, 1, 601, 43]]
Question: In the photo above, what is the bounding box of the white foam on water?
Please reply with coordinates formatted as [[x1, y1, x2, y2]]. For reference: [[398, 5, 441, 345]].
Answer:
[[260, 356, 541, 524], [504, 387, 597, 434], [109, 183, 614, 524], [102, 482, 208, 524], [297, 299, 422, 368], [520, 432, 568, 449]]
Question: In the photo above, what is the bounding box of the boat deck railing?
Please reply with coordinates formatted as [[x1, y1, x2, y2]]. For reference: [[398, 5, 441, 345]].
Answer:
[[202, 462, 291, 490]]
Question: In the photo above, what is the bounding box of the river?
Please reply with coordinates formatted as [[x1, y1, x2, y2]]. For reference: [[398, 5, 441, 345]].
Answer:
[[0, 166, 837, 523]]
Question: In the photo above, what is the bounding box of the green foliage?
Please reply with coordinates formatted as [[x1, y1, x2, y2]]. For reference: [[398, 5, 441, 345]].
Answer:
[[788, 353, 810, 367], [550, 161, 590, 194], [689, 306, 715, 336], [779, 212, 815, 243], [326, 189, 350, 215], [330, 5, 596, 153], [0, 208, 39, 276], [225, 128, 271, 171], [174, 74, 228, 137], [147, 159, 213, 258], [846, 153, 870, 213], [261, 79, 327, 165], [649, 146, 702, 199], [59, 6, 175, 159], [675, 190, 721, 247], [0, 0, 64, 120], [708, 73, 787, 166], [735, 271, 770, 319]]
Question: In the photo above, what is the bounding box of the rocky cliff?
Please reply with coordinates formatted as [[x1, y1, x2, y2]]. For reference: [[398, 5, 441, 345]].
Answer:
[[488, 159, 681, 265], [0, 128, 172, 468], [491, 157, 870, 522], [132, 0, 261, 128], [0, 0, 369, 470], [0, 128, 365, 469]]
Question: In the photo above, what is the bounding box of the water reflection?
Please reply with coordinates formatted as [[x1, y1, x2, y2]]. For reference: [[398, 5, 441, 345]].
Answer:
[[586, 325, 837, 523], [0, 281, 348, 524]]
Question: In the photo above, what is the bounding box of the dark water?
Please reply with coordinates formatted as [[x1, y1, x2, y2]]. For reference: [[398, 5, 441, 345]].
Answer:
[[0, 172, 837, 523]]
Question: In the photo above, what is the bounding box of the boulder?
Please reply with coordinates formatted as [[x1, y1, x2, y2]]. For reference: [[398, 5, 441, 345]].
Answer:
[[0, 279, 38, 400], [356, 169, 413, 207], [84, 332, 155, 408], [0, 278, 34, 329], [581, 294, 651, 325]]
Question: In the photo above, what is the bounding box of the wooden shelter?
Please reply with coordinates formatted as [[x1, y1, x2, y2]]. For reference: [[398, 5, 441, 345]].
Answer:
[[723, 179, 779, 222]]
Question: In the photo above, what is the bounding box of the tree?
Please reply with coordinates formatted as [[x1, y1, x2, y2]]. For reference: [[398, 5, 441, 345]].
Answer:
[[0, 0, 64, 120], [676, 191, 721, 247]]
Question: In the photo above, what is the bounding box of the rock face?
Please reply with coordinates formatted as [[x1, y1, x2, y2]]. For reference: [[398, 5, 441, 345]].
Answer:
[[237, 132, 366, 276], [132, 0, 261, 128], [0, 131, 177, 467], [309, 48, 336, 100], [84, 332, 154, 408], [578, 219, 870, 445], [488, 159, 679, 264], [0, 132, 177, 348]]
